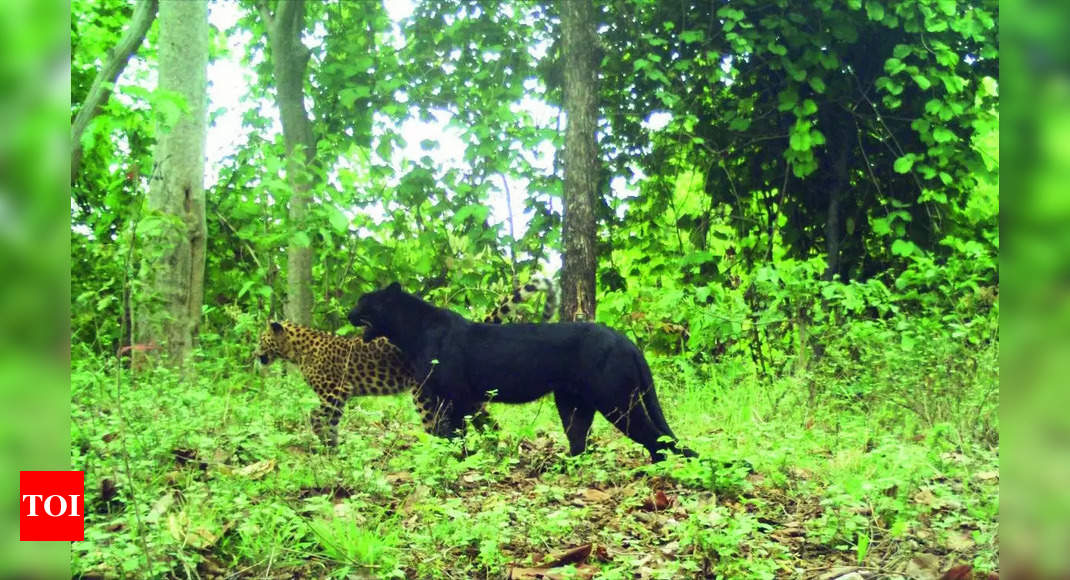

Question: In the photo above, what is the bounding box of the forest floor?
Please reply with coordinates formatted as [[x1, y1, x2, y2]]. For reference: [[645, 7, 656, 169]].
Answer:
[[72, 355, 998, 579]]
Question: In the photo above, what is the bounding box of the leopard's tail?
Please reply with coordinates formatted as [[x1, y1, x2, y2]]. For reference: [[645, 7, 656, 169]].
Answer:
[[531, 275, 558, 322], [484, 274, 559, 324]]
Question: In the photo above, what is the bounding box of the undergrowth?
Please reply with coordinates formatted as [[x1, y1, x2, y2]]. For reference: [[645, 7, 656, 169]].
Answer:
[[71, 312, 998, 578]]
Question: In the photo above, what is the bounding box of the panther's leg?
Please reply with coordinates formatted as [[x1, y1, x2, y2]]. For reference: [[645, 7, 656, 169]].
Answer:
[[553, 391, 596, 456]]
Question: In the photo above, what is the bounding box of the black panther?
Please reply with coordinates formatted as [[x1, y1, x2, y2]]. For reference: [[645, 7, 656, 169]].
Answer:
[[347, 282, 696, 462]]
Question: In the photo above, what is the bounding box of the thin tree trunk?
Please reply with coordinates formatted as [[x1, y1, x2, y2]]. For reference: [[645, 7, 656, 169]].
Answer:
[[134, 0, 207, 369], [260, 0, 315, 325], [559, 0, 600, 321], [824, 191, 841, 281], [823, 122, 850, 282], [71, 0, 158, 182]]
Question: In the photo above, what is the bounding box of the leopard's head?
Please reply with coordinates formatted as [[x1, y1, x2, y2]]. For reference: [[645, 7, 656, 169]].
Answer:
[[256, 321, 291, 365]]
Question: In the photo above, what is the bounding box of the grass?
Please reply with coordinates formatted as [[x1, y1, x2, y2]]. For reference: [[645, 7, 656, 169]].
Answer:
[[71, 334, 998, 578]]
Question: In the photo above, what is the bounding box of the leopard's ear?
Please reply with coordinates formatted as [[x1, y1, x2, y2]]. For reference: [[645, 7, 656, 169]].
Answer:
[[269, 321, 284, 333], [385, 282, 402, 293]]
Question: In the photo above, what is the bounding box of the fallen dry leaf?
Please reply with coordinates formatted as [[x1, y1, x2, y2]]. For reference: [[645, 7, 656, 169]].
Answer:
[[940, 564, 974, 580], [508, 564, 598, 580], [541, 543, 592, 568], [167, 512, 219, 549], [818, 567, 871, 580], [642, 490, 672, 511], [578, 488, 611, 503], [913, 488, 938, 507], [941, 452, 968, 462], [146, 491, 174, 523], [333, 501, 353, 519], [386, 471, 413, 484], [905, 553, 943, 580], [400, 484, 431, 515], [939, 565, 998, 580], [945, 530, 976, 552], [235, 459, 276, 479], [659, 540, 679, 556], [974, 470, 998, 482]]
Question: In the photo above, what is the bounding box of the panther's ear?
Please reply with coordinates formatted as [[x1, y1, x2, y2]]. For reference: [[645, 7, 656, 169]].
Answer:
[[385, 281, 402, 293], [269, 321, 284, 333]]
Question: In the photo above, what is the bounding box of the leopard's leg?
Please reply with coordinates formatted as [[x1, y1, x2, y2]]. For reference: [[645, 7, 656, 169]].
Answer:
[[413, 387, 485, 438], [311, 392, 345, 447], [468, 403, 499, 432], [412, 388, 457, 438]]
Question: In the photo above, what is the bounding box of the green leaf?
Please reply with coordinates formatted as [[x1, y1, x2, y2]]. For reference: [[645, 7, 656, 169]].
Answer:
[[716, 7, 745, 20], [292, 232, 311, 248], [96, 295, 116, 312], [328, 206, 349, 233], [933, 127, 957, 143], [729, 117, 751, 131], [808, 77, 826, 94], [680, 30, 705, 43], [884, 58, 905, 75], [893, 155, 915, 173], [865, 1, 885, 21], [871, 217, 891, 236], [777, 87, 798, 112], [790, 123, 812, 152], [981, 76, 998, 97], [891, 239, 918, 257], [937, 0, 956, 16], [892, 44, 912, 59], [912, 74, 932, 90], [925, 19, 948, 32], [453, 204, 490, 225]]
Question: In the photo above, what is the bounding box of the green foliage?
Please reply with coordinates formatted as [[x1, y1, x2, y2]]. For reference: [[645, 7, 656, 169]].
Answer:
[[71, 0, 997, 576]]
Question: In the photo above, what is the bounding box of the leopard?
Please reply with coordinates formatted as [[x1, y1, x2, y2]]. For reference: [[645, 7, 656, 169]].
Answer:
[[256, 276, 555, 446]]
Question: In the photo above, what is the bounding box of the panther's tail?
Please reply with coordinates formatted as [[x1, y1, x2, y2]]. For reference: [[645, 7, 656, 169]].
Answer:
[[634, 348, 698, 458]]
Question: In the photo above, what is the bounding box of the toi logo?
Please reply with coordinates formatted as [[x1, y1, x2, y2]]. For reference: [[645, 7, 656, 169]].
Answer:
[[20, 471, 85, 541]]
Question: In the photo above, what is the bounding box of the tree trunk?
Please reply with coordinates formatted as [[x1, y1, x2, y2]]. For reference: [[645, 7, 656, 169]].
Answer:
[[261, 0, 315, 325], [822, 121, 851, 282], [134, 0, 207, 369], [71, 0, 158, 183], [823, 190, 841, 282], [559, 0, 600, 321]]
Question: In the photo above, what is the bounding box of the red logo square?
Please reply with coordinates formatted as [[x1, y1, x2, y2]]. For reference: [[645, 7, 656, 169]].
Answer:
[[20, 471, 84, 541]]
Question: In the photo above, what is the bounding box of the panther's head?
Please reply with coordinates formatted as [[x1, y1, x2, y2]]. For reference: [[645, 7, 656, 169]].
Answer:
[[255, 321, 288, 365], [347, 282, 403, 337]]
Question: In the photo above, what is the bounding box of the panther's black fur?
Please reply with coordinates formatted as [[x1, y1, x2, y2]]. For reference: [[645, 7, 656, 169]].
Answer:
[[347, 282, 696, 462]]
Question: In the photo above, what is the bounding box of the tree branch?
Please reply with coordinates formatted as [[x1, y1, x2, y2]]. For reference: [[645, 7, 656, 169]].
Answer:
[[71, 0, 158, 183]]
